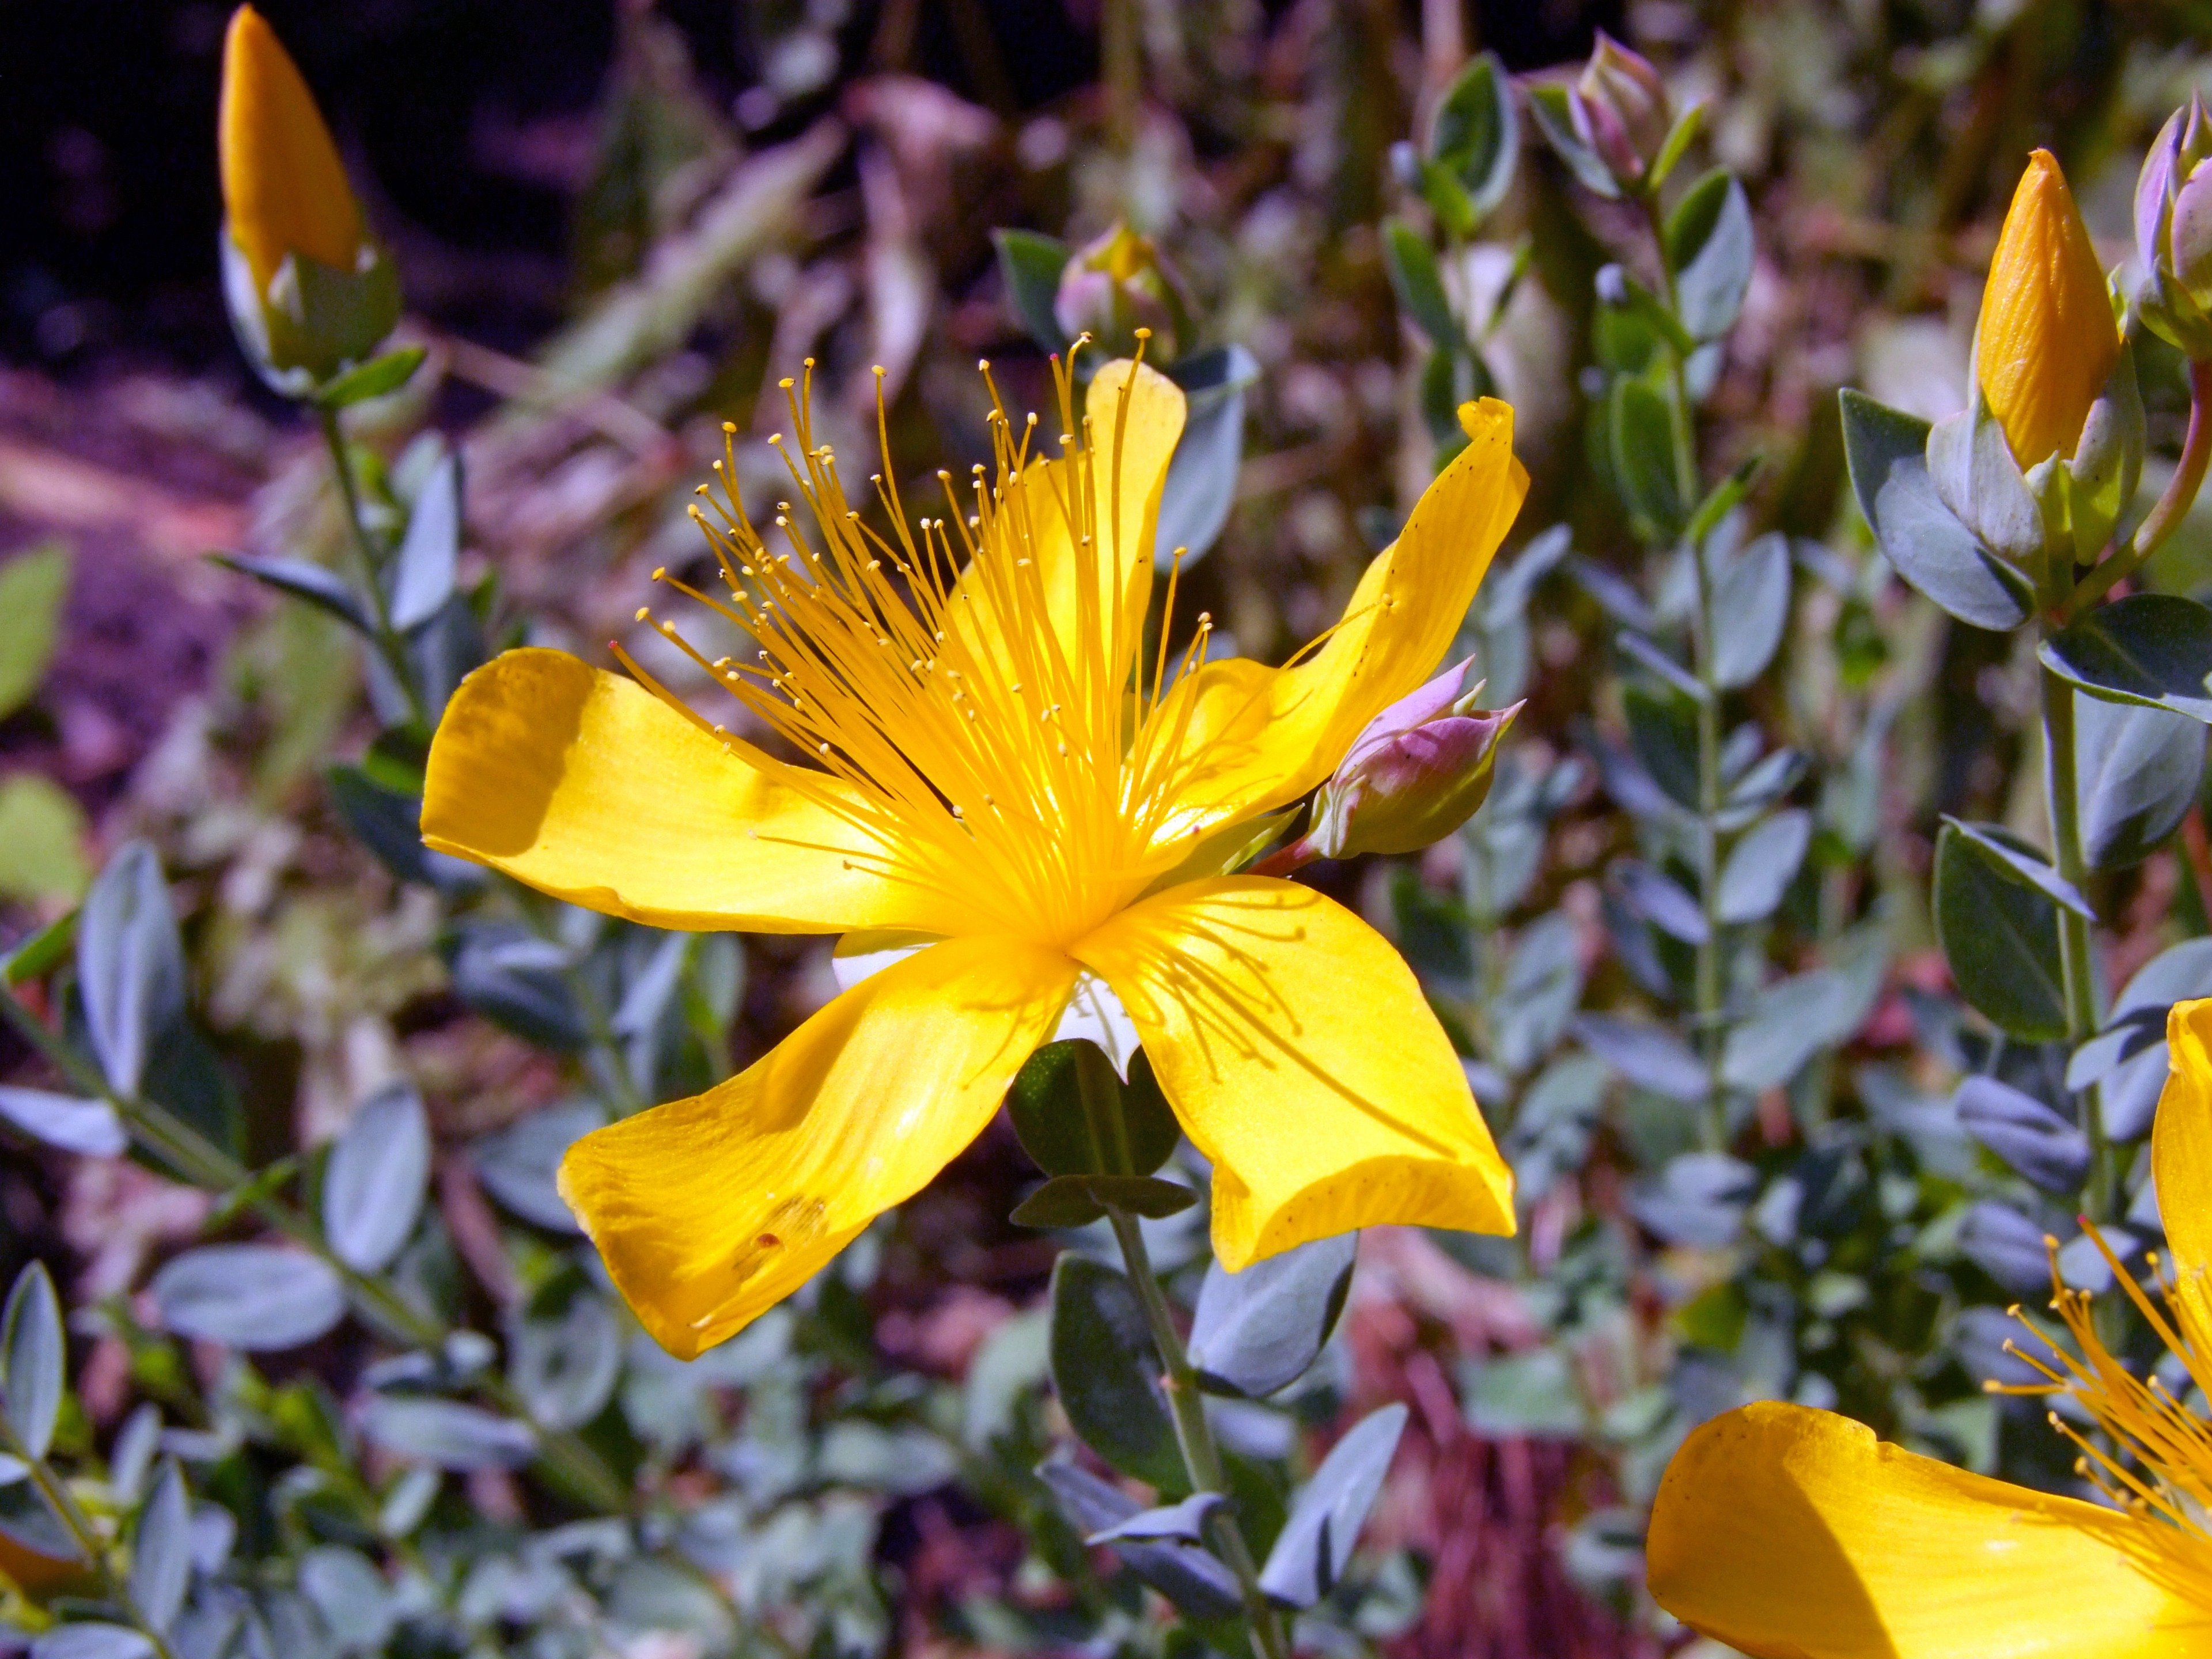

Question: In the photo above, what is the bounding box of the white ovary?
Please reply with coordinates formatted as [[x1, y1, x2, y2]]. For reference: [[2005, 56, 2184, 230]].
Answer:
[[830, 937, 1141, 1077]]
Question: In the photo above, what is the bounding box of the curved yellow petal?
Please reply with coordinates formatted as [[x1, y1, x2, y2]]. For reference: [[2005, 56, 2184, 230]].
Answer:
[[1649, 1402, 2200, 1659], [1071, 876, 1513, 1268], [1976, 149, 2120, 468], [219, 6, 365, 296], [1140, 399, 1525, 842], [422, 647, 966, 935], [560, 935, 1078, 1357], [948, 358, 1184, 695], [2157, 999, 2212, 1330]]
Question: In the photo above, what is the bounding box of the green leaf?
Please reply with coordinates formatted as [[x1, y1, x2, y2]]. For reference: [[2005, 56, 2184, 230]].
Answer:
[[325, 765, 484, 894], [1006, 1039, 1178, 1177], [1009, 1173, 1198, 1228], [1460, 1347, 1589, 1437], [128, 1460, 190, 1633], [1256, 1403, 1407, 1608], [1384, 221, 1460, 350], [1939, 818, 2093, 918], [443, 922, 588, 1052], [1838, 390, 2029, 631], [1719, 949, 1887, 1092], [1047, 1256, 1185, 1492], [1933, 821, 2067, 1041], [149, 1246, 346, 1352], [1681, 456, 1760, 552], [77, 841, 187, 1098], [213, 552, 373, 635], [1624, 683, 1700, 810], [1525, 82, 1620, 198], [1428, 52, 1519, 215], [1608, 377, 1683, 537], [388, 450, 462, 631], [993, 229, 1071, 355], [0, 544, 70, 721], [323, 1082, 431, 1274], [1154, 344, 1257, 569], [312, 345, 427, 410], [2040, 593, 2212, 724], [1186, 1233, 1357, 1399], [1646, 103, 1706, 194], [1664, 170, 1753, 341], [1599, 266, 1695, 359], [1716, 808, 1812, 924], [1, 908, 76, 987], [1419, 344, 1491, 452], [2076, 691, 2206, 870], [0, 775, 88, 904], [2, 1263, 63, 1459], [1037, 1462, 1241, 1619], [1709, 529, 1791, 689]]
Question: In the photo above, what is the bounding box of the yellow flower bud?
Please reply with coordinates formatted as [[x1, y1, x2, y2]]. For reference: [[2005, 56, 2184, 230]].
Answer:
[[1975, 150, 2119, 469], [218, 6, 365, 297]]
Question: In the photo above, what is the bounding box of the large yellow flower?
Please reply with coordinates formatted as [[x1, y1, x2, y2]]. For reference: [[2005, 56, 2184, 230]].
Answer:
[[422, 357, 1526, 1357], [1646, 996, 2212, 1658]]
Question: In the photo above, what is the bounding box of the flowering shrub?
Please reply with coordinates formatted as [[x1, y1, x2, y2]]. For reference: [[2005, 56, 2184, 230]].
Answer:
[[7, 5, 2212, 1657]]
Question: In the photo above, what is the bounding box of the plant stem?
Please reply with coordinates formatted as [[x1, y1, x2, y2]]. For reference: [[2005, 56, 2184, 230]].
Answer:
[[1104, 1209, 1290, 1659], [1643, 192, 1729, 1148], [2062, 356, 2212, 621], [0, 986, 630, 1514], [3, 1425, 180, 1659], [1101, 0, 1140, 154], [315, 406, 427, 729], [2038, 662, 2113, 1222]]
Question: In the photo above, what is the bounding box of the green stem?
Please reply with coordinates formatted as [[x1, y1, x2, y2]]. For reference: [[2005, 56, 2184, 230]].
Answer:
[[2063, 356, 2212, 622], [2039, 664, 2114, 1223], [1104, 1209, 1290, 1659], [1101, 0, 1139, 154], [315, 406, 427, 729], [5, 1426, 179, 1659], [0, 987, 630, 1514], [1643, 192, 1728, 1147]]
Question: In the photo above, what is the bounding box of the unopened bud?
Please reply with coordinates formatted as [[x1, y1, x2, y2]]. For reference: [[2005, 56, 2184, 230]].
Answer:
[[1975, 150, 2119, 471], [1570, 31, 1670, 190], [2138, 96, 2212, 358], [1053, 223, 1186, 362], [218, 5, 397, 391], [1304, 661, 1518, 861]]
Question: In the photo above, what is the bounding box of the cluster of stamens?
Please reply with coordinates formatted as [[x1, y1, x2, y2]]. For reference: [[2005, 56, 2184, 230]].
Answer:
[[1988, 1228, 2212, 1593], [608, 345, 1238, 946]]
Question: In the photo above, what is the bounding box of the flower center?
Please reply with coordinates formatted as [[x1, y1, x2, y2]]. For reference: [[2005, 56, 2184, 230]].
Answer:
[[620, 355, 1210, 947]]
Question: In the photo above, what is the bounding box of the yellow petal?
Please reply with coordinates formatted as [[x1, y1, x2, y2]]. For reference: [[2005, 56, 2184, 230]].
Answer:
[[1976, 149, 2120, 468], [1071, 876, 1513, 1268], [422, 648, 967, 935], [948, 358, 1184, 694], [218, 6, 365, 296], [1649, 1402, 2196, 1659], [560, 935, 1078, 1357], [2157, 998, 2212, 1333], [1141, 399, 1524, 842]]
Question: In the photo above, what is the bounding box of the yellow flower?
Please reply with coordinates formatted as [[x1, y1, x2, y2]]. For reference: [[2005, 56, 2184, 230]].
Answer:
[[1976, 149, 2121, 470], [422, 359, 1527, 1358], [218, 6, 367, 298], [1646, 995, 2212, 1658]]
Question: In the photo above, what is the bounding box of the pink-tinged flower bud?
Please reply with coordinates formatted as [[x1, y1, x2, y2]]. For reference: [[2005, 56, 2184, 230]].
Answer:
[[1303, 660, 1520, 860], [1052, 223, 1185, 361], [2135, 96, 2212, 359], [1570, 31, 1670, 190]]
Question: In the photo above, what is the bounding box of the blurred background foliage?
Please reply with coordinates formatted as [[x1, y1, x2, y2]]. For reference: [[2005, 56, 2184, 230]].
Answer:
[[8, 0, 2212, 1654]]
